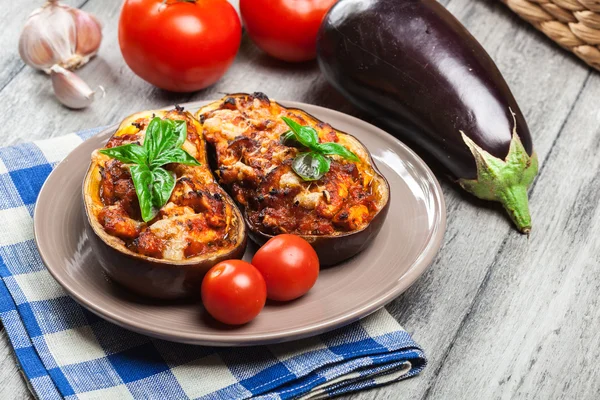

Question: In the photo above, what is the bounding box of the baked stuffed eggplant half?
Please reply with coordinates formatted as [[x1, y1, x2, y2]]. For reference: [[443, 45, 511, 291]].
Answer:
[[83, 108, 247, 299], [195, 93, 390, 265]]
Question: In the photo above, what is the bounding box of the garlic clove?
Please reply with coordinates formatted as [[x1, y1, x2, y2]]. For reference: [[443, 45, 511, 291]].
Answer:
[[71, 8, 102, 61], [19, 1, 77, 73], [50, 65, 103, 109], [19, 33, 55, 71], [19, 0, 102, 73]]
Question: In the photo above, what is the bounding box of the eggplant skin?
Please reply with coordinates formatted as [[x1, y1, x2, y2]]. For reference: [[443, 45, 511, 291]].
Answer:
[[317, 0, 532, 180], [246, 202, 389, 266], [83, 217, 246, 299], [245, 103, 391, 266], [195, 93, 391, 266], [82, 110, 247, 300], [317, 0, 538, 233]]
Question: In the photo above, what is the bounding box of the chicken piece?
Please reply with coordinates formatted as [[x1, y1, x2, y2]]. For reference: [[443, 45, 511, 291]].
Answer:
[[279, 171, 302, 188], [257, 207, 293, 234], [112, 178, 139, 218], [98, 205, 142, 240], [315, 183, 347, 219], [149, 217, 189, 260], [315, 162, 353, 219], [219, 161, 258, 185], [170, 179, 227, 225], [131, 230, 164, 258], [294, 191, 324, 210], [186, 217, 220, 257], [226, 136, 259, 164], [99, 159, 130, 206], [159, 202, 195, 219], [203, 110, 247, 141]]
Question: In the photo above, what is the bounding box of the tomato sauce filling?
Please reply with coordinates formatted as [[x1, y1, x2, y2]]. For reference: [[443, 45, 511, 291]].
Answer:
[[198, 93, 381, 236], [95, 109, 238, 260]]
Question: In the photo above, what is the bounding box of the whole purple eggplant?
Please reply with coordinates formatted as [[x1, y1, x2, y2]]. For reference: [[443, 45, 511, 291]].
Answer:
[[317, 0, 538, 233]]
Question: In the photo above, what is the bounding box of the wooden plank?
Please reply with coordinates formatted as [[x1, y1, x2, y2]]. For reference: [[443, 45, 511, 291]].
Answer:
[[422, 73, 600, 399], [0, 330, 34, 399], [351, 0, 593, 398], [0, 1, 593, 400], [0, 0, 86, 92]]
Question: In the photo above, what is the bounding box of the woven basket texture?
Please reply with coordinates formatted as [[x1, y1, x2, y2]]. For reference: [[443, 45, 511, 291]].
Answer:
[[501, 0, 600, 70]]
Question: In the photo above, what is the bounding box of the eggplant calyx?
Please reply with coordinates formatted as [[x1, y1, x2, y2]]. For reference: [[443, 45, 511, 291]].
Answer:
[[457, 130, 538, 234]]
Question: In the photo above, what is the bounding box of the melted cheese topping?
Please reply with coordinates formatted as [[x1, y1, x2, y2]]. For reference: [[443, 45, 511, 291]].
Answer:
[[197, 94, 382, 236], [93, 109, 239, 261]]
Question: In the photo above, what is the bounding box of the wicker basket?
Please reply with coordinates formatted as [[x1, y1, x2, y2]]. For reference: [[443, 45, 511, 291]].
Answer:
[[501, 0, 600, 71]]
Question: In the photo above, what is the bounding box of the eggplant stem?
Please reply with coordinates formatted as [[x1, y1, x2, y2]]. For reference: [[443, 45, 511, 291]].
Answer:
[[497, 184, 531, 234], [458, 129, 538, 234]]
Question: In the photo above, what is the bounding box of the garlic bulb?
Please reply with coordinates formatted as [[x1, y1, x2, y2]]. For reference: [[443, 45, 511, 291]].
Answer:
[[50, 65, 104, 109], [19, 0, 102, 73]]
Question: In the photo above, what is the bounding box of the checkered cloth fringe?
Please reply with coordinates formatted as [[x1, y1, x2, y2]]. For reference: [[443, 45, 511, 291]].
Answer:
[[0, 128, 426, 399]]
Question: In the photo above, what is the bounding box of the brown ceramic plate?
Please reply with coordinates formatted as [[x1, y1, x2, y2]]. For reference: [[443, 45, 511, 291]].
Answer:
[[34, 100, 446, 346]]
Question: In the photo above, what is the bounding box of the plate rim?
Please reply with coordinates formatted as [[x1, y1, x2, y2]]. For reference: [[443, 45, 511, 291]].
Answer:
[[34, 99, 446, 346]]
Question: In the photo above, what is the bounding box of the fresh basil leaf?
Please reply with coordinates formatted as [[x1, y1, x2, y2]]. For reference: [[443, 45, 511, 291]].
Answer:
[[151, 167, 176, 208], [99, 143, 147, 165], [101, 117, 197, 221], [151, 119, 176, 159], [129, 164, 156, 222], [314, 142, 360, 162], [281, 117, 318, 149], [173, 120, 187, 149], [292, 152, 331, 181], [143, 117, 162, 159], [145, 118, 189, 164], [150, 148, 201, 168], [280, 130, 303, 148], [298, 126, 320, 149]]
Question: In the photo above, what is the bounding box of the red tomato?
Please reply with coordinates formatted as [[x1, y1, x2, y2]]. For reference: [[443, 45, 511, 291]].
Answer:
[[240, 0, 337, 62], [201, 260, 267, 325], [118, 0, 242, 92], [251, 234, 319, 301]]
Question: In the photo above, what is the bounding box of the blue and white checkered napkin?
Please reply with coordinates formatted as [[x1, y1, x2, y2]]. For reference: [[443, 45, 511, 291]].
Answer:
[[0, 128, 426, 400]]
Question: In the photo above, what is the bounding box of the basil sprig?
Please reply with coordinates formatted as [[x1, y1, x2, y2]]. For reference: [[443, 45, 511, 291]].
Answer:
[[99, 117, 200, 222], [280, 117, 359, 181]]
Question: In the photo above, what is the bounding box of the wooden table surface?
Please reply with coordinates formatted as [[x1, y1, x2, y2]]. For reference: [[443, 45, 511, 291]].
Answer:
[[2, 0, 599, 399]]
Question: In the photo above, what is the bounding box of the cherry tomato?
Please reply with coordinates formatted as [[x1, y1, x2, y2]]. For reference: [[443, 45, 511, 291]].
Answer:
[[118, 0, 242, 92], [201, 260, 266, 325], [240, 0, 337, 62], [251, 234, 319, 301]]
